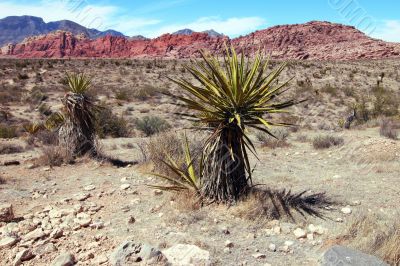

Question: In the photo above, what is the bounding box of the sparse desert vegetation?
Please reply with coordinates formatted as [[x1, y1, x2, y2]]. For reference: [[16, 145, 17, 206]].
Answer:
[[0, 57, 399, 265]]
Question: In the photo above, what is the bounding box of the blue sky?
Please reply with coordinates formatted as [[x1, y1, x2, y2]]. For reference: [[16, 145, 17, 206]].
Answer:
[[1, 0, 400, 41]]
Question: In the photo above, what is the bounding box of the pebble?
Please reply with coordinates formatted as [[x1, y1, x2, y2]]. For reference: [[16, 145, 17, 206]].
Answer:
[[74, 193, 90, 201], [225, 240, 234, 248], [84, 185, 96, 191], [252, 253, 266, 259], [341, 206, 352, 214], [293, 228, 307, 238], [154, 189, 163, 196], [74, 213, 92, 227], [50, 228, 63, 239], [120, 184, 131, 190], [127, 216, 135, 224], [24, 228, 46, 241], [51, 252, 76, 266], [268, 243, 276, 252]]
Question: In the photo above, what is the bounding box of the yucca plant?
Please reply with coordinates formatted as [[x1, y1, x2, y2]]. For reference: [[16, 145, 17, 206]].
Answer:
[[58, 73, 98, 157], [149, 133, 200, 194], [169, 46, 301, 202]]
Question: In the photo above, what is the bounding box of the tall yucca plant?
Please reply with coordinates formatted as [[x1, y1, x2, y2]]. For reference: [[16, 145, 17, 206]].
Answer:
[[169, 46, 301, 202], [59, 73, 98, 157]]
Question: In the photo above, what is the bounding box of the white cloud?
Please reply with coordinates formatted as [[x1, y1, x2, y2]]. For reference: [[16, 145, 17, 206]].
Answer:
[[0, 0, 161, 35], [147, 16, 267, 38], [371, 20, 400, 42]]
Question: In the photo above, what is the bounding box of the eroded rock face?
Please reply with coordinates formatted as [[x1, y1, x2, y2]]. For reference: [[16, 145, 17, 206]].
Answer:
[[3, 21, 399, 60]]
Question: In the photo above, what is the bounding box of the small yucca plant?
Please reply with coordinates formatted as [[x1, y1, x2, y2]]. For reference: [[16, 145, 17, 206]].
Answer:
[[149, 133, 200, 194], [59, 73, 98, 157], [169, 46, 301, 202]]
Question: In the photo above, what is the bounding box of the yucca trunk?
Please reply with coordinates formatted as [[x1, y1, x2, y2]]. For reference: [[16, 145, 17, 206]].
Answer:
[[201, 125, 249, 202], [58, 92, 97, 157]]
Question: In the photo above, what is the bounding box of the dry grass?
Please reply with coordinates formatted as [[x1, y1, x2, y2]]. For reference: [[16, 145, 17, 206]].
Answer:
[[339, 212, 400, 265]]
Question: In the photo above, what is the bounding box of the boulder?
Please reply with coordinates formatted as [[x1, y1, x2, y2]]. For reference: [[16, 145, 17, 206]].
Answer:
[[320, 245, 389, 266]]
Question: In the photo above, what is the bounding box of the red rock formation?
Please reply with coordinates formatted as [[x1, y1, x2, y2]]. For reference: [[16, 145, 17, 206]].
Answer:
[[2, 21, 400, 60]]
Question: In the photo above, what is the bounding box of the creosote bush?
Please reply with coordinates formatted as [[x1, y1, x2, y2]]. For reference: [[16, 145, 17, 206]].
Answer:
[[135, 116, 170, 136], [0, 143, 25, 154], [0, 124, 18, 139], [312, 135, 344, 149], [256, 128, 290, 149]]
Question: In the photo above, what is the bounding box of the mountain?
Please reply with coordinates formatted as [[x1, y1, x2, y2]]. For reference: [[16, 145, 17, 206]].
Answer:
[[173, 29, 224, 38], [0, 15, 125, 46], [2, 21, 400, 60]]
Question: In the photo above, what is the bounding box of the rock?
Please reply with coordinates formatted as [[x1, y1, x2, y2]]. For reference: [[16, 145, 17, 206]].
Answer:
[[252, 253, 266, 259], [51, 252, 76, 266], [127, 216, 135, 225], [24, 228, 47, 241], [268, 243, 276, 252], [163, 244, 210, 266], [320, 245, 389, 266], [94, 254, 108, 264], [4, 160, 20, 166], [109, 241, 163, 265], [336, 218, 344, 223], [13, 249, 34, 266], [120, 184, 131, 190], [341, 206, 352, 214], [0, 203, 14, 222], [273, 226, 281, 234], [33, 242, 57, 256], [50, 228, 63, 239], [351, 200, 361, 206], [153, 189, 163, 196], [293, 228, 307, 238], [307, 233, 314, 240], [221, 226, 230, 235], [90, 220, 105, 229], [225, 240, 234, 248], [284, 240, 294, 247], [74, 193, 90, 201], [278, 245, 290, 253], [0, 236, 18, 248], [84, 185, 96, 191], [74, 213, 92, 227]]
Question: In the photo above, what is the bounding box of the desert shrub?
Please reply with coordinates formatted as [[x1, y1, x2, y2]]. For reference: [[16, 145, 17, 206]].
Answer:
[[135, 116, 170, 136], [321, 83, 338, 96], [133, 84, 159, 100], [379, 118, 398, 140], [256, 128, 290, 149], [95, 106, 130, 138], [27, 130, 58, 146], [296, 134, 309, 142], [38, 103, 52, 116], [35, 146, 68, 167], [0, 124, 17, 139], [140, 131, 203, 177], [342, 87, 355, 97], [0, 143, 24, 154], [115, 88, 130, 101], [312, 135, 344, 149], [372, 86, 399, 117], [0, 85, 24, 104]]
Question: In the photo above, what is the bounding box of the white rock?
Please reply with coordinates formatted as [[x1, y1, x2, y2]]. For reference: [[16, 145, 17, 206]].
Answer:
[[268, 243, 276, 252], [252, 253, 266, 259], [74, 213, 92, 227], [74, 193, 90, 201], [284, 240, 294, 247], [50, 228, 63, 239], [163, 244, 210, 265], [341, 206, 352, 214], [307, 233, 314, 240], [293, 228, 307, 239], [84, 185, 96, 191], [120, 184, 131, 190], [336, 218, 344, 223], [153, 189, 163, 196], [0, 236, 18, 248]]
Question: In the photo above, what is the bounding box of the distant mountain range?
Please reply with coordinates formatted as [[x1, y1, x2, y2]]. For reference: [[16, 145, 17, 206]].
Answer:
[[172, 28, 223, 37], [0, 16, 223, 46], [0, 16, 125, 46], [1, 17, 400, 60]]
